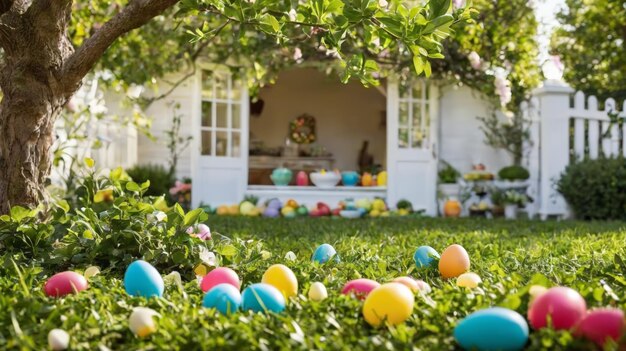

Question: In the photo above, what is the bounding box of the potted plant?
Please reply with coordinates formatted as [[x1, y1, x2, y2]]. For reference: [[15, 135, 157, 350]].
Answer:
[[497, 165, 530, 192], [491, 189, 505, 218], [438, 161, 461, 199], [503, 191, 528, 220]]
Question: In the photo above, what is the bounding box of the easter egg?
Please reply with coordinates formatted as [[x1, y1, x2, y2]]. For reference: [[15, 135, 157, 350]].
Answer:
[[527, 286, 586, 330], [239, 201, 256, 216], [457, 272, 482, 289], [438, 244, 470, 278], [281, 206, 296, 218], [263, 207, 280, 218], [362, 283, 414, 327], [413, 246, 440, 268], [129, 307, 160, 337], [48, 329, 70, 351], [575, 308, 625, 346], [415, 280, 432, 293], [200, 267, 240, 293], [124, 260, 164, 298], [242, 283, 286, 313], [454, 307, 529, 351], [296, 206, 308, 216], [267, 199, 282, 210], [44, 271, 88, 297], [262, 264, 298, 299], [392, 277, 419, 293], [342, 279, 381, 300], [202, 283, 242, 315], [308, 282, 328, 301], [312, 244, 338, 263]]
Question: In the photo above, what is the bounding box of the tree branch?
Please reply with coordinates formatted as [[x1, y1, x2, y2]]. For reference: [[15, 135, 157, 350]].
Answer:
[[61, 0, 179, 95]]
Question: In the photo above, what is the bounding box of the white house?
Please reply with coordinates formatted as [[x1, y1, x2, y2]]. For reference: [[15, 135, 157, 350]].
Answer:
[[91, 65, 513, 216]]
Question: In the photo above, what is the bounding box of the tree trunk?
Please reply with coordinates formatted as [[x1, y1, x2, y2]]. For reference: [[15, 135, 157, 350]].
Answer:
[[0, 2, 74, 213]]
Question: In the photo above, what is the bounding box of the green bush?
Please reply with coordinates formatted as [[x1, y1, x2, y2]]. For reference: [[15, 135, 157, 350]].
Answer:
[[438, 162, 460, 183], [498, 165, 530, 180], [558, 157, 626, 220], [126, 164, 174, 197]]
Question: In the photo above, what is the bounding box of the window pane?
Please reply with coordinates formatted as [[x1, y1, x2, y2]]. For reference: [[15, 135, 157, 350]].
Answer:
[[201, 130, 212, 155], [412, 102, 422, 131], [399, 102, 409, 127], [216, 103, 227, 128], [232, 104, 241, 129], [424, 103, 430, 142], [216, 131, 228, 156], [412, 129, 423, 148], [201, 101, 212, 127], [230, 80, 241, 100], [214, 73, 228, 100], [232, 132, 241, 157], [398, 128, 409, 148], [412, 81, 423, 100], [201, 71, 213, 97]]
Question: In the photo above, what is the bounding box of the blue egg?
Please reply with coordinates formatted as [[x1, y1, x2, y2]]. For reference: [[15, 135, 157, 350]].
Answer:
[[312, 244, 339, 263], [203, 283, 242, 315], [413, 246, 440, 268], [124, 260, 164, 298], [454, 307, 529, 351], [241, 283, 285, 313]]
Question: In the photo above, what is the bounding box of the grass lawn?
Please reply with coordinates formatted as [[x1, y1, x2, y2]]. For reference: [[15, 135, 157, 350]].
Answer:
[[2, 218, 626, 350]]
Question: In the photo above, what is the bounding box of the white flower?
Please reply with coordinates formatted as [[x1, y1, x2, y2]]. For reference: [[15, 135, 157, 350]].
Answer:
[[48, 329, 70, 351], [378, 0, 388, 7], [88, 101, 108, 115], [288, 9, 297, 21], [83, 266, 100, 279], [453, 0, 464, 9], [155, 211, 167, 222], [164, 271, 183, 290], [293, 47, 303, 63], [326, 48, 340, 58], [285, 251, 297, 261], [468, 51, 481, 70], [199, 246, 216, 266], [129, 307, 160, 337], [126, 84, 143, 99]]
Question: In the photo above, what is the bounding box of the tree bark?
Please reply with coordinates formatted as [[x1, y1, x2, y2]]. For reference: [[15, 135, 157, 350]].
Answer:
[[0, 0, 179, 214]]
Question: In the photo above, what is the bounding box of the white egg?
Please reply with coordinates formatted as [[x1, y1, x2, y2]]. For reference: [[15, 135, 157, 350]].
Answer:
[[48, 329, 70, 351], [308, 282, 328, 301], [129, 307, 160, 337]]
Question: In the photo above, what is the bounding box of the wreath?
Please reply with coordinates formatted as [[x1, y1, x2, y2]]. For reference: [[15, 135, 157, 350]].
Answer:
[[289, 114, 316, 144]]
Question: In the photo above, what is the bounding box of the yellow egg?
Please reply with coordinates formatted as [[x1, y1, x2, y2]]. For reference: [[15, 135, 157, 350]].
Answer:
[[362, 283, 414, 327], [129, 307, 160, 337], [392, 276, 419, 293], [456, 272, 482, 288], [438, 244, 470, 278], [308, 282, 328, 301], [377, 171, 388, 186], [261, 264, 298, 299]]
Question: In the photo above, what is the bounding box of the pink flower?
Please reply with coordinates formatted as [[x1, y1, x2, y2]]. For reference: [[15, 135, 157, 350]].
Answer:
[[453, 0, 464, 9], [293, 47, 303, 63], [468, 51, 481, 70], [187, 224, 211, 240]]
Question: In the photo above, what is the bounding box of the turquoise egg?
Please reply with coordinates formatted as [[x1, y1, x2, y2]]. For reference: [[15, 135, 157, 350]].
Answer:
[[124, 260, 164, 298], [203, 283, 242, 315], [241, 283, 285, 313], [454, 307, 529, 351], [413, 246, 440, 268], [312, 244, 339, 263]]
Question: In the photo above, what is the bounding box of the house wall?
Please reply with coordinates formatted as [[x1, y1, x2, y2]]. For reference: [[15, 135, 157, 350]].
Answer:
[[251, 68, 387, 171], [138, 72, 196, 180], [438, 85, 512, 174]]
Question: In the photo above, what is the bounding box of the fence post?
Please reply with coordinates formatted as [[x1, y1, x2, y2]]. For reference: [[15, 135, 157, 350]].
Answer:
[[532, 79, 574, 219]]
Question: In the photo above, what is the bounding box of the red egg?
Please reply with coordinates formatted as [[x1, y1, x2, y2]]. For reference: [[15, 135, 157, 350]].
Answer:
[[575, 308, 625, 346], [44, 271, 88, 297], [341, 279, 380, 300], [200, 267, 240, 293], [528, 287, 586, 330]]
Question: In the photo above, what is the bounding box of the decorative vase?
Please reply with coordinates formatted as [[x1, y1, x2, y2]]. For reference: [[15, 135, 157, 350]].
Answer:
[[341, 171, 359, 186], [270, 168, 292, 186], [296, 171, 309, 186], [504, 204, 518, 220]]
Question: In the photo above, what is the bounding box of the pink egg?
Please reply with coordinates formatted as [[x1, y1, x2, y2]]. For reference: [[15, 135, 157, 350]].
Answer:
[[44, 271, 88, 297], [341, 279, 380, 300], [528, 287, 586, 330], [200, 267, 240, 293], [575, 308, 625, 346]]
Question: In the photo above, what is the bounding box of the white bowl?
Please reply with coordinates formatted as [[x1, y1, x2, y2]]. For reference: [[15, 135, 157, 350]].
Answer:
[[310, 172, 341, 188]]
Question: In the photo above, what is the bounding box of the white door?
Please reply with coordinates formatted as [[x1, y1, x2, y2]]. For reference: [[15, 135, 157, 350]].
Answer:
[[387, 79, 439, 215], [192, 69, 249, 207]]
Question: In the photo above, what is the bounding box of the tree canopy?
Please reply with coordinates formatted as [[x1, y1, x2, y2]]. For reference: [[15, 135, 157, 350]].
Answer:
[[552, 0, 626, 103]]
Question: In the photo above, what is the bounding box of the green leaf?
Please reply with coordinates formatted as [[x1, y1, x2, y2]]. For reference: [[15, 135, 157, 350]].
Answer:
[[428, 0, 451, 18], [174, 203, 185, 218], [218, 244, 238, 257], [424, 60, 432, 77], [183, 208, 204, 226], [126, 182, 141, 192], [412, 56, 424, 75], [140, 180, 151, 190]]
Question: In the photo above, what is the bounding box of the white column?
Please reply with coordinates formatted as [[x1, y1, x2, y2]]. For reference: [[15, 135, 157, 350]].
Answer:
[[532, 80, 574, 219]]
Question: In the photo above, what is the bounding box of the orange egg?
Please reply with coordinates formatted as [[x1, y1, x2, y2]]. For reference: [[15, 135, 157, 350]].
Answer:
[[438, 244, 470, 278]]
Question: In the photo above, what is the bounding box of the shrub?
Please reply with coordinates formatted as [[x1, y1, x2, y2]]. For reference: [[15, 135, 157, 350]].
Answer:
[[557, 157, 626, 220], [126, 164, 174, 197], [438, 162, 460, 184], [498, 165, 530, 181]]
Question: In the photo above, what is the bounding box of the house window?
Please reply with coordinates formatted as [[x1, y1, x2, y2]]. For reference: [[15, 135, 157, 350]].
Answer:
[[201, 70, 242, 157], [398, 80, 430, 149]]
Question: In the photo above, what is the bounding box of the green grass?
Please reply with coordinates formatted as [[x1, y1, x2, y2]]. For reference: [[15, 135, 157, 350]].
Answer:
[[2, 218, 626, 350]]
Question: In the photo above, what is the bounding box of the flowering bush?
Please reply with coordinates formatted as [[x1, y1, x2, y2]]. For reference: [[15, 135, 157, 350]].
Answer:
[[170, 179, 192, 210]]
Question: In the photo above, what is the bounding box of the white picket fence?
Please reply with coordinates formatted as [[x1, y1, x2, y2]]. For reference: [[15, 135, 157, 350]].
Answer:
[[525, 80, 626, 219]]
